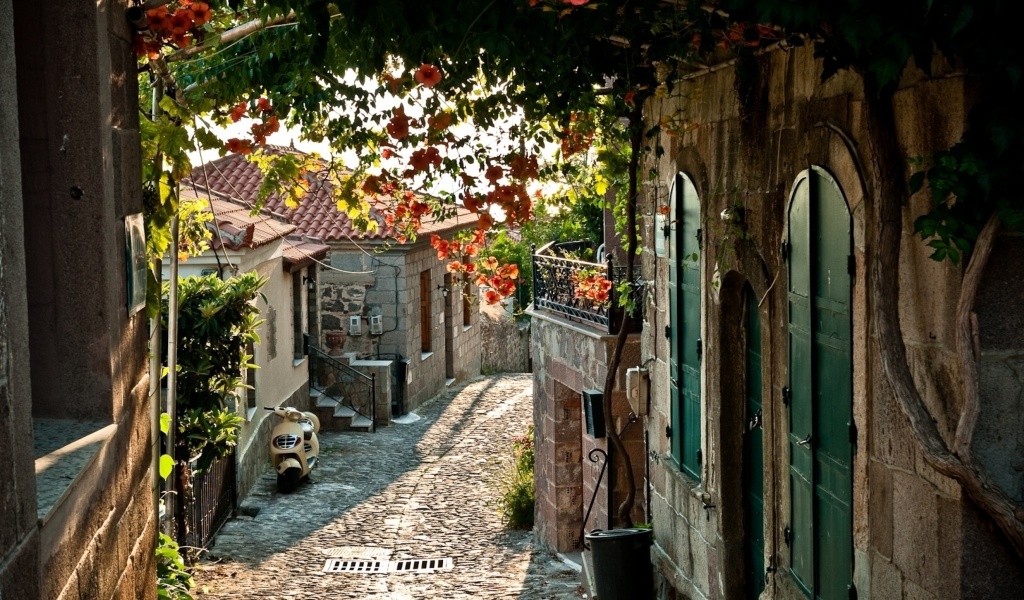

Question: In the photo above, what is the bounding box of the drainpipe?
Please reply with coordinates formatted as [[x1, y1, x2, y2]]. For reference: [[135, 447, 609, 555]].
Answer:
[[166, 212, 180, 511]]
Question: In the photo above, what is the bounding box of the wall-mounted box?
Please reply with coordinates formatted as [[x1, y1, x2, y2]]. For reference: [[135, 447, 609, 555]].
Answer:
[[582, 389, 606, 438], [626, 367, 649, 416], [348, 314, 362, 336], [369, 314, 383, 335]]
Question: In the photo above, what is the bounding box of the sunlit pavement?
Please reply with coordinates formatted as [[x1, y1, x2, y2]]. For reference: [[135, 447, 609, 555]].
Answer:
[[193, 374, 583, 599]]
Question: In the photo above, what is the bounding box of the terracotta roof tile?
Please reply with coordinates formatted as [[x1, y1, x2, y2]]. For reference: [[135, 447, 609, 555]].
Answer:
[[186, 148, 477, 244]]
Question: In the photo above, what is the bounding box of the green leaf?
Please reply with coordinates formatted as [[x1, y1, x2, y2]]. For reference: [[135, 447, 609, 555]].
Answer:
[[159, 454, 175, 480], [160, 412, 171, 435]]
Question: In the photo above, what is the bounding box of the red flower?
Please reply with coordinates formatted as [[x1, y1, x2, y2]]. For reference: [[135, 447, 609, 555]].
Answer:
[[414, 64, 442, 88], [428, 112, 453, 131], [446, 261, 462, 274], [229, 102, 247, 123], [499, 264, 519, 280], [484, 165, 503, 184], [225, 138, 253, 155], [624, 90, 636, 106], [169, 8, 193, 36], [171, 32, 192, 48], [361, 175, 382, 195], [387, 107, 410, 140], [484, 290, 501, 305], [477, 212, 494, 231], [191, 2, 212, 26], [146, 6, 170, 32], [563, 0, 590, 5], [257, 97, 273, 114]]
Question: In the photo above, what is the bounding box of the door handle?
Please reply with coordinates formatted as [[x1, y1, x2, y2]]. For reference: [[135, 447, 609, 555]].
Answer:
[[797, 434, 813, 446], [747, 409, 762, 432]]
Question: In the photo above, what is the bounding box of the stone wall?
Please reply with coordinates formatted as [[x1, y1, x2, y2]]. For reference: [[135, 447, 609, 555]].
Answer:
[[1, 2, 156, 598], [480, 304, 531, 374], [531, 311, 644, 553], [321, 236, 481, 415], [1, 3, 40, 597], [640, 42, 1024, 600]]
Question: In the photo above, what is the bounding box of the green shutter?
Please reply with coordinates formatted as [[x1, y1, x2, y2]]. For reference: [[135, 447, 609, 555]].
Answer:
[[813, 170, 854, 600], [668, 173, 701, 478], [744, 284, 766, 599], [788, 174, 815, 595], [788, 168, 853, 599], [668, 175, 683, 466]]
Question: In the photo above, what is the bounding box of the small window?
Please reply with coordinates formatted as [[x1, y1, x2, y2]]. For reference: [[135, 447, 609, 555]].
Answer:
[[292, 273, 303, 359], [420, 270, 432, 352]]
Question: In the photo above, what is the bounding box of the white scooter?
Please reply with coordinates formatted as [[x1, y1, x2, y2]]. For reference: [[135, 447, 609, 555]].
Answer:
[[265, 406, 320, 493]]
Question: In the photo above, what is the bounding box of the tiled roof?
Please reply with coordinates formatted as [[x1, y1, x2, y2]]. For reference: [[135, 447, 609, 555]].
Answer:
[[179, 188, 330, 268], [187, 147, 476, 244], [282, 239, 330, 271]]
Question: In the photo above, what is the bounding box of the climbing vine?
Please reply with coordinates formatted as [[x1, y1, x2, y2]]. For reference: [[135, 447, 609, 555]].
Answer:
[[133, 0, 1024, 546]]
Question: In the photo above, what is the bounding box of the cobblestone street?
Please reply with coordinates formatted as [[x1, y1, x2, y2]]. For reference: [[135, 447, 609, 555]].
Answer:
[[193, 374, 583, 599]]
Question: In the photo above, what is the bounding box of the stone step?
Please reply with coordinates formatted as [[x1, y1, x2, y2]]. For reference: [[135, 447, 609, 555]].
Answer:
[[350, 415, 372, 430], [316, 395, 339, 408], [333, 404, 356, 418]]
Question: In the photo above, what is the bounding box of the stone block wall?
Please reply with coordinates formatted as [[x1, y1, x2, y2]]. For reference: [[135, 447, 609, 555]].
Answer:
[[1, 5, 41, 597], [321, 236, 480, 415], [531, 310, 644, 553], [1, 2, 157, 598], [480, 303, 531, 374], [640, 40, 1024, 600]]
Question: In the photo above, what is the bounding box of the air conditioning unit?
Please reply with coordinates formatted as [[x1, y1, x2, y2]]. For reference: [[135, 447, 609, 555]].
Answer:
[[369, 314, 383, 335], [348, 315, 362, 336]]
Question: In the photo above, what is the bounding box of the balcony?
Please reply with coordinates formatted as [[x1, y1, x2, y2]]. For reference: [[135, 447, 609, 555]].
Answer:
[[531, 241, 644, 334]]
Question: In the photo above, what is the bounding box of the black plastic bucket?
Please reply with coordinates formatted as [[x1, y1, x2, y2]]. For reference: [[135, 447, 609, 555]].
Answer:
[[585, 528, 654, 600]]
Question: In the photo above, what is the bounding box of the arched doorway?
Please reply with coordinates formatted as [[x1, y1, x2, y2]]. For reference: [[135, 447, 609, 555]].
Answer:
[[668, 172, 702, 479], [786, 166, 853, 599]]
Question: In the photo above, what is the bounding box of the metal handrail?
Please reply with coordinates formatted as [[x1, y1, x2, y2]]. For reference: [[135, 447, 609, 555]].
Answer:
[[307, 342, 376, 427]]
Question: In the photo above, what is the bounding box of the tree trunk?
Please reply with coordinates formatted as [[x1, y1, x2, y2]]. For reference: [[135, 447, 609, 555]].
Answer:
[[603, 102, 643, 527], [864, 86, 1024, 559]]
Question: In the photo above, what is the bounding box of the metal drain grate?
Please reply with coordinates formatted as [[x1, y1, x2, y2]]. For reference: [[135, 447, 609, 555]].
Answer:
[[322, 559, 387, 573], [391, 558, 453, 573], [322, 557, 453, 574]]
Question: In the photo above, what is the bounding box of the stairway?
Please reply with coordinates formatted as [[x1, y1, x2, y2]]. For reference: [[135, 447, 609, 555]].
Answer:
[[311, 389, 374, 432]]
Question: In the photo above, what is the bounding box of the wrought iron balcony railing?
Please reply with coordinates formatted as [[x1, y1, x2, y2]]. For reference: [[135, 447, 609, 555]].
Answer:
[[531, 241, 644, 334]]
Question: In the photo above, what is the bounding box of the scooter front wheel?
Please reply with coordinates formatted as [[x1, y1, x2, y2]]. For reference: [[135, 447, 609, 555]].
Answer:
[[277, 467, 301, 493]]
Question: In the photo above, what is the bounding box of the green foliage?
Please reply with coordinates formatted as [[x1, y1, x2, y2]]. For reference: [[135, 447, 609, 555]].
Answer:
[[496, 425, 536, 529], [156, 533, 194, 600], [717, 0, 1024, 260], [163, 272, 266, 472]]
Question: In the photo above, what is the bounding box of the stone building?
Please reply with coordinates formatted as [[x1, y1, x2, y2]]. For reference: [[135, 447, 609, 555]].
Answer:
[[530, 42, 1024, 600], [1, 1, 156, 598], [189, 150, 482, 416], [643, 43, 1024, 599], [167, 193, 328, 502]]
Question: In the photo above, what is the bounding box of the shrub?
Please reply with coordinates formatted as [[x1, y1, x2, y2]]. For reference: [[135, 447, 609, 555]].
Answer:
[[156, 532, 194, 599], [497, 425, 536, 529]]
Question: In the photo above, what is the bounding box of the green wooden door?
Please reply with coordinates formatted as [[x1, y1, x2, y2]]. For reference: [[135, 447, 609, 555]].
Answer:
[[787, 168, 853, 599], [668, 173, 702, 478], [743, 284, 766, 599]]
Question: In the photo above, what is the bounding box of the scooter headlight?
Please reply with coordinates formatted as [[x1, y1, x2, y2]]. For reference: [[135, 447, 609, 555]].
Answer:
[[273, 434, 300, 450]]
